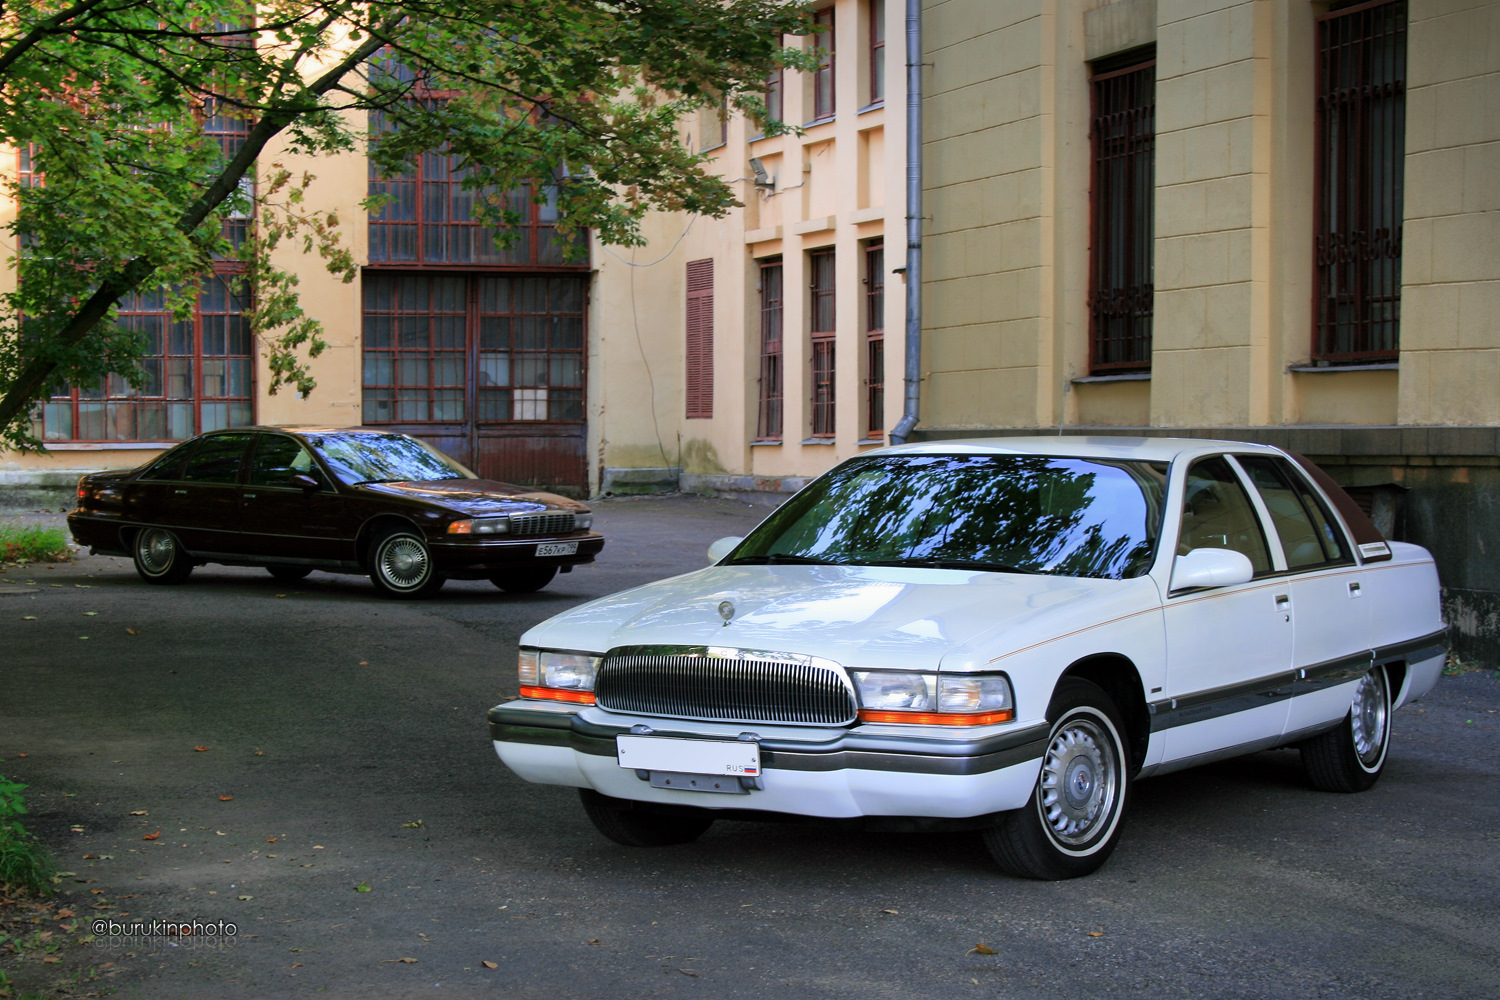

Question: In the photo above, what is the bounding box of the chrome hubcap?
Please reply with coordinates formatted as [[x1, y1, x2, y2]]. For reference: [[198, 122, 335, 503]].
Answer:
[[1351, 669, 1388, 766], [1038, 714, 1119, 846], [138, 530, 174, 574], [378, 536, 429, 589]]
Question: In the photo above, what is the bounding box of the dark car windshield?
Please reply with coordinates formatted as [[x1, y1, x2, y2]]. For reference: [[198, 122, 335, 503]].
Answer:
[[726, 454, 1167, 579], [302, 432, 476, 484]]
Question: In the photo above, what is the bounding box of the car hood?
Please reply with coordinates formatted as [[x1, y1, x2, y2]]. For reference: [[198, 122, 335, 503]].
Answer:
[[355, 480, 585, 516], [522, 563, 1160, 670]]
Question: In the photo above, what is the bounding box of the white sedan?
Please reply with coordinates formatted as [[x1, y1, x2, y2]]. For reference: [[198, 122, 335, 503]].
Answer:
[[488, 437, 1446, 879]]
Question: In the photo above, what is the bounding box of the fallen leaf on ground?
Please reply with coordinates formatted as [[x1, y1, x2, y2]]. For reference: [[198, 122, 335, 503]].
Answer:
[[677, 969, 700, 978], [291, 963, 304, 968], [194, 745, 210, 752], [966, 944, 997, 956], [129, 810, 147, 816], [219, 795, 233, 801], [266, 837, 278, 843], [16, 752, 28, 758], [400, 820, 423, 828], [1088, 931, 1105, 938], [482, 960, 498, 969], [881, 908, 898, 915], [354, 881, 371, 892], [383, 957, 417, 964], [21, 615, 36, 620], [75, 584, 91, 589], [142, 830, 161, 841], [126, 628, 140, 635], [55, 909, 75, 919], [237, 895, 253, 901], [82, 611, 97, 616]]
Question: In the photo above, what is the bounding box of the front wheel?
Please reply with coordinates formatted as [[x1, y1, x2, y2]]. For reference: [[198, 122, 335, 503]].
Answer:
[[132, 528, 194, 584], [368, 528, 444, 599], [1300, 664, 1391, 793], [983, 678, 1131, 880], [578, 789, 715, 847]]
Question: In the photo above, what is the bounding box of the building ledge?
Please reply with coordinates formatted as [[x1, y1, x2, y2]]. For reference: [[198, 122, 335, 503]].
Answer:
[[1071, 372, 1151, 384], [791, 216, 836, 236], [744, 225, 783, 245], [1288, 363, 1399, 373], [849, 206, 885, 224], [799, 437, 837, 446]]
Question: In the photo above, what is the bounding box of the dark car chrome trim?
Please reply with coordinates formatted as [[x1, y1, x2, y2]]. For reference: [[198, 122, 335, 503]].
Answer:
[[487, 704, 1049, 776]]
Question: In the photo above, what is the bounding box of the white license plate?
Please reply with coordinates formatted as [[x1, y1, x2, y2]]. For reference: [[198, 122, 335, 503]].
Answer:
[[535, 542, 578, 557], [616, 735, 760, 777]]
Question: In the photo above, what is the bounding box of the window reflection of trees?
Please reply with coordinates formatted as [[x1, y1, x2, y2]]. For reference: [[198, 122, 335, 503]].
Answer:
[[742, 456, 1163, 579], [305, 433, 472, 484]]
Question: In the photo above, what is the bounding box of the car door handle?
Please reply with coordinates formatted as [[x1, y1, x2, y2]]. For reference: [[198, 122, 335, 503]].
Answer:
[[174, 489, 188, 495], [1348, 581, 1362, 598], [1274, 594, 1290, 611], [244, 492, 256, 499]]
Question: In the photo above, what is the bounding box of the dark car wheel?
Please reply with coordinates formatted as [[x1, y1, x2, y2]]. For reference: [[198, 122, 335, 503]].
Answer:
[[132, 527, 194, 585], [267, 566, 312, 584], [368, 528, 445, 599], [489, 566, 558, 593], [1301, 664, 1391, 793], [578, 789, 715, 847], [983, 678, 1131, 880]]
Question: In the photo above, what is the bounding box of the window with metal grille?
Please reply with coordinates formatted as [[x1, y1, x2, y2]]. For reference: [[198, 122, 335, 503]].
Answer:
[[368, 108, 579, 267], [362, 274, 585, 424], [810, 248, 836, 437], [812, 7, 836, 121], [868, 0, 885, 104], [1088, 54, 1155, 373], [1314, 0, 1406, 363], [33, 275, 253, 442], [685, 259, 714, 419], [864, 241, 884, 438], [756, 259, 784, 441]]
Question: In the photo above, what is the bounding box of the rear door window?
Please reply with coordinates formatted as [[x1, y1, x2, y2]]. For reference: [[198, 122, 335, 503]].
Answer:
[[1236, 455, 1350, 569], [178, 433, 253, 484]]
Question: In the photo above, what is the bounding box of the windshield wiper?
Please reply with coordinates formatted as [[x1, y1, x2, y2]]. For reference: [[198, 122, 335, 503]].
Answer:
[[863, 557, 1037, 574], [730, 553, 842, 566]]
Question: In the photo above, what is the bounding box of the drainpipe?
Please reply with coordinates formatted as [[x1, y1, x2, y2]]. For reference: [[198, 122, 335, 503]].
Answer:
[[889, 0, 922, 445]]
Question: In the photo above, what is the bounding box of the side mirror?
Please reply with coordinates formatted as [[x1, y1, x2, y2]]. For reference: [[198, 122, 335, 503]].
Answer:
[[1170, 548, 1254, 591], [289, 473, 321, 492], [707, 536, 743, 564]]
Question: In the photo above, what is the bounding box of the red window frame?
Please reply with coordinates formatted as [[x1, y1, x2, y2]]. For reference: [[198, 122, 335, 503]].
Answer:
[[756, 259, 784, 441], [809, 248, 836, 438], [361, 273, 586, 426], [685, 259, 714, 419], [1088, 54, 1155, 374], [1313, 0, 1406, 363], [864, 241, 884, 438], [812, 7, 836, 122]]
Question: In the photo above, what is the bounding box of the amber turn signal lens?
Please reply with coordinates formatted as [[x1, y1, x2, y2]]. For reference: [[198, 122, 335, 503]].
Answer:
[[857, 708, 1015, 726], [519, 685, 597, 705]]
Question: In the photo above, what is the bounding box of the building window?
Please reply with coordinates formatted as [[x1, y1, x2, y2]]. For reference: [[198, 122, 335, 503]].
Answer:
[[1088, 54, 1155, 373], [868, 0, 886, 105], [685, 259, 714, 419], [864, 241, 884, 438], [756, 259, 784, 441], [812, 7, 836, 122], [1314, 0, 1406, 363], [765, 65, 784, 126], [810, 248, 836, 437], [362, 274, 585, 425], [34, 276, 253, 442], [368, 110, 578, 267]]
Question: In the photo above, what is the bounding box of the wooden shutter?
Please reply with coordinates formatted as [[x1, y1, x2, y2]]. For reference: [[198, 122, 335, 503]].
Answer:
[[685, 258, 714, 419]]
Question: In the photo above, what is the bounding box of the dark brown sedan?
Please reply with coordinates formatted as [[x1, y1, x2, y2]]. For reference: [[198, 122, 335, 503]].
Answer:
[[67, 427, 604, 598]]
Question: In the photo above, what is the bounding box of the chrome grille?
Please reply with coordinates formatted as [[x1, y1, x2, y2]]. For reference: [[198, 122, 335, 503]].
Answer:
[[510, 513, 575, 537], [596, 650, 856, 726]]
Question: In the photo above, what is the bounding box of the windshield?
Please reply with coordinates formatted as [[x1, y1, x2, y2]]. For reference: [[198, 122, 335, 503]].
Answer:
[[727, 454, 1166, 579], [302, 432, 476, 484]]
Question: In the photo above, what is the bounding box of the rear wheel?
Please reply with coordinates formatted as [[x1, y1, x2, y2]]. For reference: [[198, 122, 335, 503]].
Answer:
[[983, 678, 1131, 880], [267, 566, 312, 584], [132, 528, 194, 584], [578, 789, 715, 847], [368, 528, 444, 599], [1301, 664, 1391, 793], [489, 566, 558, 593]]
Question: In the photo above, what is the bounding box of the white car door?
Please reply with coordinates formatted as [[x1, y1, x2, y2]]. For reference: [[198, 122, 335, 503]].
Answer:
[[1158, 456, 1293, 768], [1233, 454, 1373, 739]]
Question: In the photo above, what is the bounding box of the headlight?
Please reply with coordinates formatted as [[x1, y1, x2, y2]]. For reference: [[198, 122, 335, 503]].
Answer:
[[851, 670, 1014, 725], [576, 512, 593, 530], [518, 648, 599, 704], [447, 518, 509, 535]]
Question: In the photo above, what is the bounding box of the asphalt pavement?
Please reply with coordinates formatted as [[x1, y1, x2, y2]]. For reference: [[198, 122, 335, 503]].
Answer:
[[2, 494, 1499, 1000]]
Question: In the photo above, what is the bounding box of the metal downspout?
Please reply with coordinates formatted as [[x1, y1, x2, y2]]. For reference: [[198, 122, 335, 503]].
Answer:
[[889, 0, 922, 445]]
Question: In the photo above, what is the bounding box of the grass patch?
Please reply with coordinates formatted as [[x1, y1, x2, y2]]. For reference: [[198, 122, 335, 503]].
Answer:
[[0, 524, 69, 564], [0, 776, 54, 898]]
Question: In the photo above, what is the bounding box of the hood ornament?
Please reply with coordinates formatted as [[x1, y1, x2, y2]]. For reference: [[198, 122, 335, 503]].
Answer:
[[717, 600, 735, 627]]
